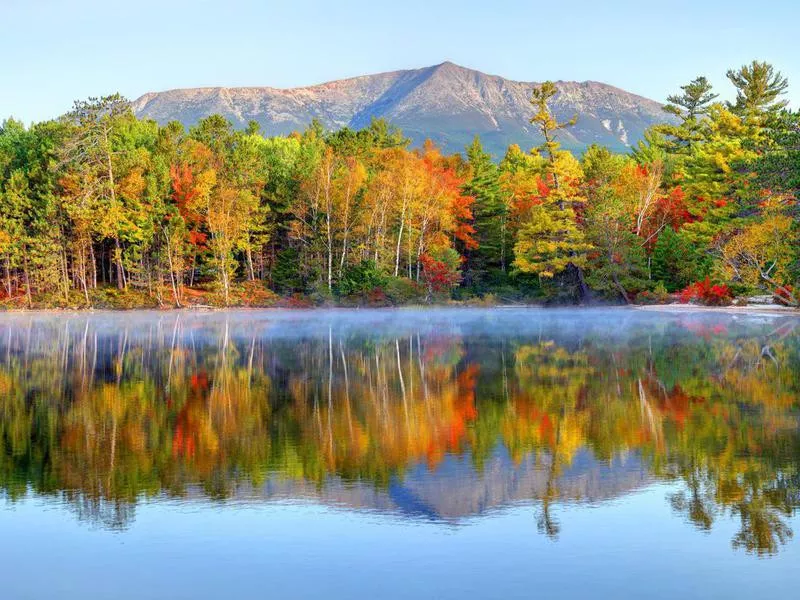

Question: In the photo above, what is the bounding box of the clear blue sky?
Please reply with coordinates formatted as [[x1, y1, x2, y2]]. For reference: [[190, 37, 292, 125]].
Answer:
[[3, 0, 799, 123]]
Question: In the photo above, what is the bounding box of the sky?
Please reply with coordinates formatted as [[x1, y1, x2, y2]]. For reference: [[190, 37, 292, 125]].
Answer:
[[2, 0, 799, 123]]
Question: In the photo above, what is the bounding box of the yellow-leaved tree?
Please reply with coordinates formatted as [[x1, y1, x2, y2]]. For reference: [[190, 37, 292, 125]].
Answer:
[[720, 197, 798, 305], [513, 82, 592, 292]]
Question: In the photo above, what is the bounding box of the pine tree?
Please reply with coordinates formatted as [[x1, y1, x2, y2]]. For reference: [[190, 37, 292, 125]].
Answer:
[[651, 226, 698, 291], [727, 61, 789, 118], [513, 152, 591, 279], [664, 76, 719, 121], [514, 83, 591, 297], [656, 76, 719, 150], [461, 136, 507, 288], [529, 81, 576, 189]]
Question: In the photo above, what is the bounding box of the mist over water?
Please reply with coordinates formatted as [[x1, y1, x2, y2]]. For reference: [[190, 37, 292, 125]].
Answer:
[[1, 308, 799, 598]]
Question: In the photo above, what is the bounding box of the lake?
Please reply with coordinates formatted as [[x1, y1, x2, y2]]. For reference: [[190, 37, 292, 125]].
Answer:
[[1, 308, 799, 599]]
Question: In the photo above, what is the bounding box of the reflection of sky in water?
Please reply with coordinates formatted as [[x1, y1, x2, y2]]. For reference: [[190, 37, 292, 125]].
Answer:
[[1, 308, 799, 598], [3, 486, 799, 600]]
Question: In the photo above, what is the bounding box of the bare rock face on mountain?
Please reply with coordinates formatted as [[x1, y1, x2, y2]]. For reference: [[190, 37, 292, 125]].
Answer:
[[132, 61, 670, 156]]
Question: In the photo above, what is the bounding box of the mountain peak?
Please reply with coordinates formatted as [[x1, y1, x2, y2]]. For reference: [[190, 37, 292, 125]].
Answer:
[[133, 63, 671, 156], [432, 60, 465, 72]]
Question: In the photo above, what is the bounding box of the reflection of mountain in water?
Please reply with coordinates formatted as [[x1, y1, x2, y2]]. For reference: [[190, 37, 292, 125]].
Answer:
[[225, 448, 651, 522]]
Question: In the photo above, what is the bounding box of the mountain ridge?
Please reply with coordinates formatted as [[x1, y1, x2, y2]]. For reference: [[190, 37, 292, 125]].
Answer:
[[132, 61, 672, 156]]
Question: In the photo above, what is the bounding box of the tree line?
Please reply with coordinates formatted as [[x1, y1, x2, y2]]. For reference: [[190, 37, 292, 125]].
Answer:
[[0, 60, 797, 307]]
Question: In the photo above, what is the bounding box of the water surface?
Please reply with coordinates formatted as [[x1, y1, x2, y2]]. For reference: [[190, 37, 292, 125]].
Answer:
[[1, 308, 799, 598]]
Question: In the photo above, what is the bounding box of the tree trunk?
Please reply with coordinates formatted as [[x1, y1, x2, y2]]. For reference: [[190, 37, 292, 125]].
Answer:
[[89, 242, 97, 289], [394, 211, 406, 277], [79, 246, 90, 306], [163, 229, 182, 308], [246, 246, 255, 281], [115, 237, 126, 290], [60, 246, 70, 302], [567, 262, 591, 303], [3, 256, 11, 298], [612, 271, 631, 304], [23, 251, 32, 308]]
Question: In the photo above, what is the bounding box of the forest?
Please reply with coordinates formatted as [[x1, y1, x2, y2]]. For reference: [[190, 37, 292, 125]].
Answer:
[[0, 60, 798, 308]]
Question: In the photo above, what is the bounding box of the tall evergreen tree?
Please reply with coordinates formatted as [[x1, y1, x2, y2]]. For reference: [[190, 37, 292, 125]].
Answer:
[[461, 136, 507, 288], [727, 61, 789, 117], [657, 76, 719, 150], [529, 81, 577, 189], [514, 82, 591, 298], [664, 76, 719, 121], [651, 226, 699, 291]]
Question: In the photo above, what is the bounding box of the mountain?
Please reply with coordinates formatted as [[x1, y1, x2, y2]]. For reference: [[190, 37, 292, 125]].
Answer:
[[132, 61, 672, 156]]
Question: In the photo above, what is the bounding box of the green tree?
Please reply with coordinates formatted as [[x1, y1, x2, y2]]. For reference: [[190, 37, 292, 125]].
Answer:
[[651, 226, 701, 291], [461, 136, 507, 288], [57, 94, 134, 298], [657, 76, 719, 151], [514, 83, 591, 296], [665, 76, 719, 121], [529, 81, 576, 186], [727, 61, 789, 118]]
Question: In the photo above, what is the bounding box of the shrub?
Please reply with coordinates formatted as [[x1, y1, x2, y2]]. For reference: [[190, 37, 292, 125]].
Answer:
[[285, 293, 313, 308], [635, 282, 669, 305], [235, 280, 279, 307], [420, 248, 462, 298], [366, 286, 389, 306], [679, 278, 732, 306], [89, 286, 159, 309], [464, 293, 500, 307], [383, 277, 425, 304], [335, 260, 387, 298]]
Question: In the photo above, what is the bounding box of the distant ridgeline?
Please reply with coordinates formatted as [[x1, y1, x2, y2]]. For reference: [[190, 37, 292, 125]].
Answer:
[[131, 62, 673, 156], [0, 60, 797, 309]]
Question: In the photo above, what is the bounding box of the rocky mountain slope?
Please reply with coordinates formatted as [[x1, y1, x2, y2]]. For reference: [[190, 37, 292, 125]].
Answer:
[[132, 61, 671, 156]]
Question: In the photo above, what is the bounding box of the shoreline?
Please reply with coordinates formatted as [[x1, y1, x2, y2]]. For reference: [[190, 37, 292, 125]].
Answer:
[[0, 303, 798, 316], [632, 303, 800, 316]]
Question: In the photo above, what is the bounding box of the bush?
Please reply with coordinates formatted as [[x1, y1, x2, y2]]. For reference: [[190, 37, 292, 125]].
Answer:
[[489, 284, 540, 304], [335, 260, 387, 298], [679, 278, 732, 306], [464, 293, 501, 307], [285, 293, 313, 308], [420, 249, 462, 298], [383, 277, 425, 304], [234, 280, 279, 307], [635, 282, 669, 305], [89, 286, 159, 309], [308, 283, 334, 306]]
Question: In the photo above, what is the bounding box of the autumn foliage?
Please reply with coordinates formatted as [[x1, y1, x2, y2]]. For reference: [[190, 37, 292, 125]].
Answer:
[[420, 252, 461, 294], [679, 278, 732, 305], [0, 60, 799, 308]]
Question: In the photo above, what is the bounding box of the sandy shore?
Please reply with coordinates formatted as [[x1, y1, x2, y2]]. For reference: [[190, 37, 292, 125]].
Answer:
[[633, 303, 800, 316]]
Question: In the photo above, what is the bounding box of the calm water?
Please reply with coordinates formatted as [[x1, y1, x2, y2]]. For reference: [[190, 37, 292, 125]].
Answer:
[[1, 308, 799, 599]]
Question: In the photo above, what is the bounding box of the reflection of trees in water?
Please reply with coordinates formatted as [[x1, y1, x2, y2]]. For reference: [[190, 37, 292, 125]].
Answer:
[[65, 492, 136, 531], [0, 314, 798, 554]]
